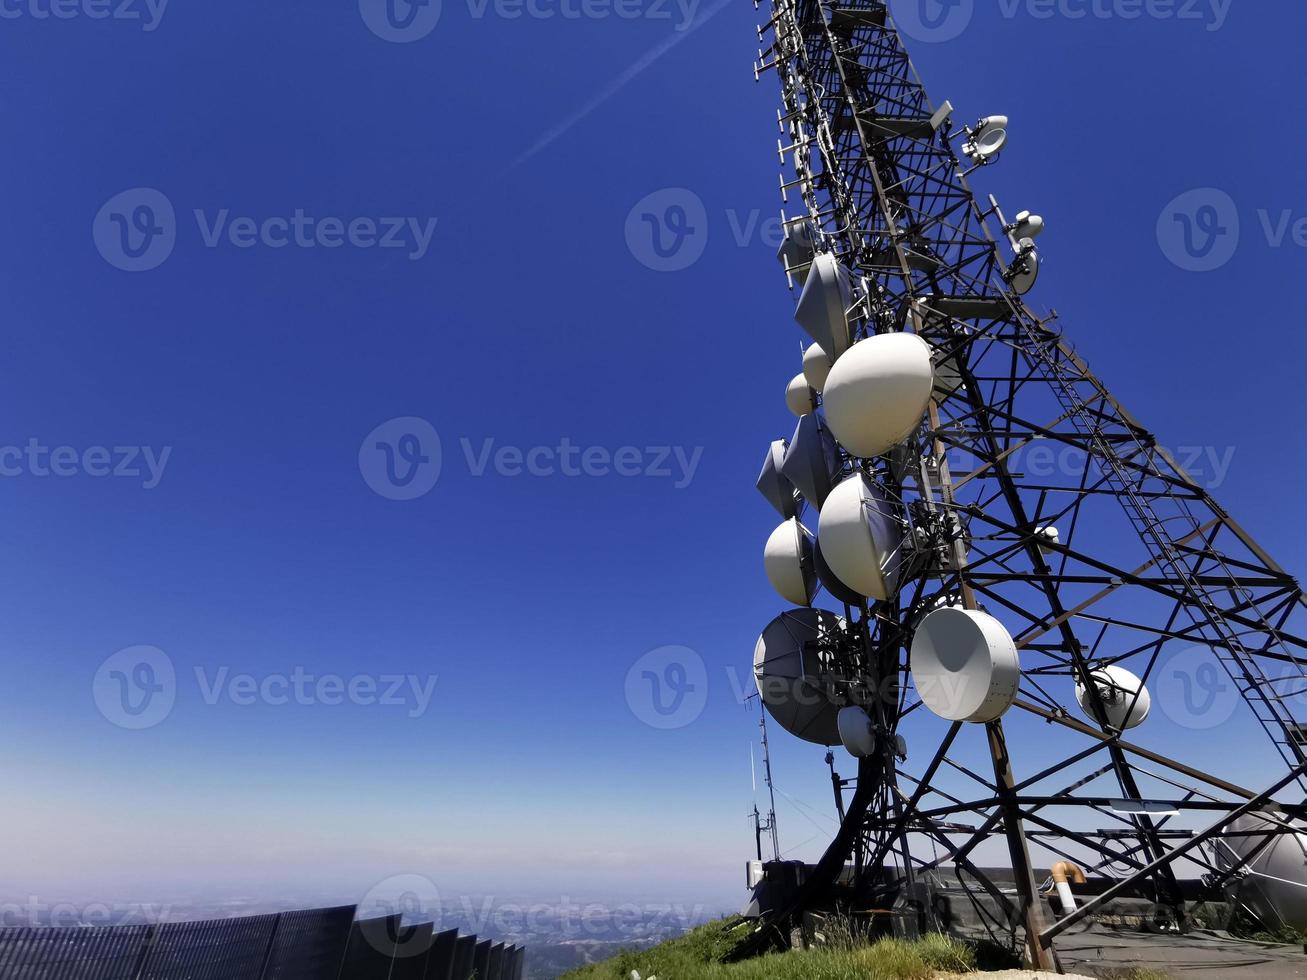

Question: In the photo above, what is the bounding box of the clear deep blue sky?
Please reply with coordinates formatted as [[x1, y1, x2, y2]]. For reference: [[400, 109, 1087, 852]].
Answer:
[[1, 0, 1304, 916]]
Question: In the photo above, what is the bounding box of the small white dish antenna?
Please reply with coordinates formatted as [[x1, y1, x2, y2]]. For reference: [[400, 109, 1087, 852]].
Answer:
[[795, 253, 853, 360], [1005, 238, 1040, 296], [837, 705, 876, 759], [802, 343, 832, 392], [910, 606, 1021, 723], [757, 439, 798, 520], [1036, 526, 1060, 554], [753, 608, 845, 746], [822, 333, 936, 458], [781, 413, 841, 510], [963, 115, 1008, 165], [785, 373, 816, 418], [1075, 665, 1151, 731], [764, 518, 818, 606], [1011, 210, 1045, 242], [817, 473, 904, 601]]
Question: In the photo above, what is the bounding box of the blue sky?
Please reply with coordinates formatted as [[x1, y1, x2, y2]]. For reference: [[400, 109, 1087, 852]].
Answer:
[[1, 0, 1305, 919]]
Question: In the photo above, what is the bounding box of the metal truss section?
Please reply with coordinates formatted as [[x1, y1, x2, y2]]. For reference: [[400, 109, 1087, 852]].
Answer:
[[748, 0, 1307, 966]]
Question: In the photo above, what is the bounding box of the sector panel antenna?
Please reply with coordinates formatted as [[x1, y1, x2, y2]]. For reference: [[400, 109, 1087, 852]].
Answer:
[[909, 607, 1020, 724], [794, 253, 852, 359], [753, 608, 844, 746], [816, 473, 904, 601], [822, 334, 935, 459], [763, 518, 818, 606], [756, 439, 798, 519], [781, 413, 841, 510]]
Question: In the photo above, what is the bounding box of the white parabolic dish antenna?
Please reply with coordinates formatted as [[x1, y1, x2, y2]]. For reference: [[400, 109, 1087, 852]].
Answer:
[[817, 473, 904, 601], [803, 343, 833, 392], [786, 373, 815, 417], [837, 705, 876, 758], [1008, 239, 1040, 295], [1074, 665, 1151, 731], [794, 253, 852, 359], [910, 606, 1020, 724], [1215, 814, 1307, 931], [764, 518, 818, 606], [822, 333, 935, 459], [753, 608, 844, 746]]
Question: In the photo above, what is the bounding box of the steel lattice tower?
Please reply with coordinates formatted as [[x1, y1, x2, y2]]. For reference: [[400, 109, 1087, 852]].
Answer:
[[744, 0, 1307, 968]]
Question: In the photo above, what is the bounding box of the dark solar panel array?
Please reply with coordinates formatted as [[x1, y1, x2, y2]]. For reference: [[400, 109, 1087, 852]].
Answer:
[[0, 907, 525, 980]]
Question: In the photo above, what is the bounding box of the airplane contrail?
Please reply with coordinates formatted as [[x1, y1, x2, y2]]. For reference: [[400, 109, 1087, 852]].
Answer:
[[506, 0, 734, 171]]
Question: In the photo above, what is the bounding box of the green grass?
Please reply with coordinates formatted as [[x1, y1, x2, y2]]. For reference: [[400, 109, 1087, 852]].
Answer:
[[1093, 970, 1173, 980], [562, 917, 978, 980]]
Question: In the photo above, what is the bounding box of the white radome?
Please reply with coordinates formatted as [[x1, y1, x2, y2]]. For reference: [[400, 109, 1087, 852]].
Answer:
[[1075, 665, 1151, 731], [803, 343, 833, 392], [1216, 814, 1307, 931], [785, 373, 815, 417], [837, 705, 876, 758], [764, 519, 817, 606], [822, 334, 935, 458], [910, 607, 1021, 724], [816, 473, 903, 601]]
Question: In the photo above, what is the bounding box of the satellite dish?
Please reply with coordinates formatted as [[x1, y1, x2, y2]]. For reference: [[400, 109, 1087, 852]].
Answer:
[[1075, 665, 1150, 731], [757, 440, 798, 519], [753, 608, 845, 746], [964, 115, 1008, 165], [1006, 239, 1040, 295], [817, 473, 904, 601], [911, 607, 1020, 723], [813, 535, 864, 606], [1012, 210, 1045, 241], [1036, 526, 1060, 554], [1215, 814, 1307, 931], [764, 518, 818, 606], [786, 374, 816, 418], [777, 221, 816, 281], [794, 253, 852, 359], [822, 333, 935, 458], [802, 343, 832, 392], [837, 705, 876, 759], [781, 413, 841, 510]]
